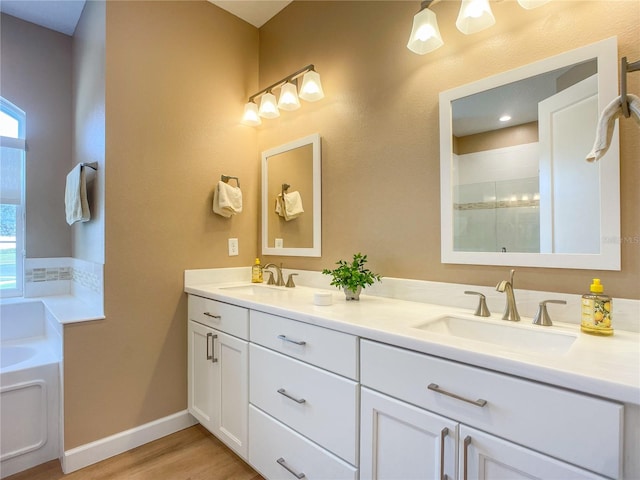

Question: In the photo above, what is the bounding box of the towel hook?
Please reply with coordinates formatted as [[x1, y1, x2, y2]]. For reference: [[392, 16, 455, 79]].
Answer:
[[620, 56, 640, 118], [221, 174, 240, 188], [282, 183, 290, 197]]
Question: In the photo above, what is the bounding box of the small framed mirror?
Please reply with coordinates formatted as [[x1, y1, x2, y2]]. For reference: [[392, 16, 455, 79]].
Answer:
[[262, 133, 321, 257], [439, 37, 620, 270]]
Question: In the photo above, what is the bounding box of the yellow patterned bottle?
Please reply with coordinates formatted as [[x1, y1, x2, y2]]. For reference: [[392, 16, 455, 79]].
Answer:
[[581, 279, 613, 336], [251, 258, 263, 283]]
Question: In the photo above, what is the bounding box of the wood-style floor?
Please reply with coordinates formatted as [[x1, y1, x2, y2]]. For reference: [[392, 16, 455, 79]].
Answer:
[[6, 425, 263, 480]]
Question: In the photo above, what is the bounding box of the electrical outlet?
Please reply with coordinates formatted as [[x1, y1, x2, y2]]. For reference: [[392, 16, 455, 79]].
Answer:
[[228, 238, 239, 256], [275, 238, 284, 248]]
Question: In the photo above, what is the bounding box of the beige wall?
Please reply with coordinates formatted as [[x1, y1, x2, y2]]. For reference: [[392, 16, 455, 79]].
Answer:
[[0, 14, 72, 258], [72, 0, 106, 264], [63, 1, 258, 448], [455, 122, 539, 155], [258, 0, 640, 299]]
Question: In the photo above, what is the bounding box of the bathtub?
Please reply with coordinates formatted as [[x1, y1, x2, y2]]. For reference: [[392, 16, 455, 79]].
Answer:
[[1, 299, 61, 478]]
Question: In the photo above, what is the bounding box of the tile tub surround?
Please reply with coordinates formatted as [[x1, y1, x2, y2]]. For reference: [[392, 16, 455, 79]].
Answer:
[[184, 267, 640, 405], [23, 258, 104, 323]]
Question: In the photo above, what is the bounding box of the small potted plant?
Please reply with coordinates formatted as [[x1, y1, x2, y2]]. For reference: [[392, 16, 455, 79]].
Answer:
[[322, 253, 382, 301]]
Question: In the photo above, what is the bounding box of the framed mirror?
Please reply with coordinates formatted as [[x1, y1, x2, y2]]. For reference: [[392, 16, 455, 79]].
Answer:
[[439, 37, 620, 270], [262, 133, 321, 257]]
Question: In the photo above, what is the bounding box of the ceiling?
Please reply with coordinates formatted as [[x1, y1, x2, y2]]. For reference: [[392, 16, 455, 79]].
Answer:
[[0, 0, 290, 36], [0, 0, 86, 36]]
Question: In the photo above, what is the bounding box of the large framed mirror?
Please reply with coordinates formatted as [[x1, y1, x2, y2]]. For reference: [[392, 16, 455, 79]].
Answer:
[[439, 37, 620, 270], [262, 133, 321, 257]]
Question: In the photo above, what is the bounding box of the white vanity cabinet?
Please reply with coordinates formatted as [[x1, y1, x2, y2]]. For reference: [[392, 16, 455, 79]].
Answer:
[[360, 340, 622, 480], [248, 311, 359, 479], [187, 295, 249, 460]]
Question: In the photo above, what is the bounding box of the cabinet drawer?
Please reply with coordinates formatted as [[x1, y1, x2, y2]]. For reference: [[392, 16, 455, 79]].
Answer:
[[188, 295, 248, 340], [249, 406, 357, 480], [250, 310, 357, 379], [361, 340, 623, 479], [250, 344, 358, 465]]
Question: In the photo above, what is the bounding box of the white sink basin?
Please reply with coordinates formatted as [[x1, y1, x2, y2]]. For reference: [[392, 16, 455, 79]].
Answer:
[[414, 315, 577, 354], [218, 284, 288, 296]]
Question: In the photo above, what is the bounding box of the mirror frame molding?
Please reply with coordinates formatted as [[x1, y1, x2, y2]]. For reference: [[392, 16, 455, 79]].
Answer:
[[439, 37, 621, 270], [261, 133, 322, 257]]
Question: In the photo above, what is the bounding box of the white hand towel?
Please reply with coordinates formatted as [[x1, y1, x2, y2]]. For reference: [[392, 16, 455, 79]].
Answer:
[[283, 191, 304, 220], [586, 94, 640, 162], [65, 164, 90, 225], [213, 181, 242, 217]]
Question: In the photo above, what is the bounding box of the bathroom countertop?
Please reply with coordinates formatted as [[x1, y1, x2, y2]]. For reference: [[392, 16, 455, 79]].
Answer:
[[185, 282, 640, 406]]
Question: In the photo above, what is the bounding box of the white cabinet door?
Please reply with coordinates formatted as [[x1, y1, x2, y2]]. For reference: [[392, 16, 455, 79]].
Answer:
[[360, 387, 458, 480], [188, 320, 248, 460], [188, 319, 217, 432], [460, 425, 607, 480]]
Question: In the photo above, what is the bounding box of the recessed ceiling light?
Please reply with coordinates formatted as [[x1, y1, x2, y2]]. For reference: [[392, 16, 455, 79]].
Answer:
[[499, 115, 512, 122]]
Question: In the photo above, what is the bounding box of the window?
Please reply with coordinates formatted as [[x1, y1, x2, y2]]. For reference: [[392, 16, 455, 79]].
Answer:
[[0, 98, 26, 297]]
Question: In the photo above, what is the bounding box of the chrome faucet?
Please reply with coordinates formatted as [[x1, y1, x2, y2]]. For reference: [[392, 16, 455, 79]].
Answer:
[[263, 263, 285, 287], [496, 269, 520, 322]]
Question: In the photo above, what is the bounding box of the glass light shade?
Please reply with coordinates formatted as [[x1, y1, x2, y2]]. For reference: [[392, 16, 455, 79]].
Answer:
[[456, 0, 495, 34], [241, 102, 261, 126], [299, 71, 325, 102], [278, 82, 301, 111], [517, 0, 551, 8], [258, 92, 280, 118], [407, 7, 444, 55]]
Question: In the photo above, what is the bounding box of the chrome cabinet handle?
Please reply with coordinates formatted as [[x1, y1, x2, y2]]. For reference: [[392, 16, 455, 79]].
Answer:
[[276, 457, 306, 479], [206, 332, 213, 360], [428, 383, 487, 407], [463, 435, 471, 480], [277, 388, 306, 404], [210, 334, 218, 363], [440, 427, 449, 480], [277, 334, 306, 346], [203, 312, 221, 319]]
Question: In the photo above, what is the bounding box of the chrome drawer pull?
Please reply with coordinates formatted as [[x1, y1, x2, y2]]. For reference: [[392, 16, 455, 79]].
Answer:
[[277, 334, 306, 346], [203, 312, 221, 319], [428, 383, 487, 407], [276, 457, 306, 479], [206, 332, 213, 360], [211, 334, 218, 363], [463, 435, 471, 480], [440, 427, 449, 480], [277, 388, 306, 404]]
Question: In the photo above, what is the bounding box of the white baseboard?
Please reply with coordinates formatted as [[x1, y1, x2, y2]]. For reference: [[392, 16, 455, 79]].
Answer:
[[62, 410, 197, 474]]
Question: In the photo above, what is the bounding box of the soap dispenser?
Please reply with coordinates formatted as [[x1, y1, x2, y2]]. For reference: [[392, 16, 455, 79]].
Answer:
[[251, 258, 263, 283], [580, 278, 613, 336]]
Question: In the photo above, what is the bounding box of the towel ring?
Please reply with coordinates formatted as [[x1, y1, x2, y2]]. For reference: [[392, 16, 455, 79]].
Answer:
[[221, 175, 240, 188]]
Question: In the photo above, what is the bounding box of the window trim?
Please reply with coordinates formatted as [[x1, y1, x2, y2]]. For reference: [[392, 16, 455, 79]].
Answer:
[[0, 97, 26, 298]]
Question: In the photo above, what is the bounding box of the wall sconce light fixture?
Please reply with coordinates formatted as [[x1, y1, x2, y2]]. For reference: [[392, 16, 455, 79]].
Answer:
[[408, 0, 551, 55], [241, 64, 324, 126], [407, 0, 444, 55]]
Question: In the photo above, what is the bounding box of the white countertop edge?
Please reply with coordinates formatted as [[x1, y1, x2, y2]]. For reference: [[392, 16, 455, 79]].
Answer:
[[185, 283, 640, 406], [39, 295, 105, 325]]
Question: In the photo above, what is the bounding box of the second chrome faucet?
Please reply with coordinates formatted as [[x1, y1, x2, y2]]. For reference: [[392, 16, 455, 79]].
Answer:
[[496, 269, 520, 322]]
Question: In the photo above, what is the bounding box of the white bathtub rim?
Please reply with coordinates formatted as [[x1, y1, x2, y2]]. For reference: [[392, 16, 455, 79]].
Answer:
[[0, 337, 60, 375], [62, 410, 197, 474]]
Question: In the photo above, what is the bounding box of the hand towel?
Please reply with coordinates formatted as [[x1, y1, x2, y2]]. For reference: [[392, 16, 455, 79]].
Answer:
[[275, 191, 304, 221], [213, 181, 242, 217], [586, 94, 640, 162], [65, 164, 90, 225]]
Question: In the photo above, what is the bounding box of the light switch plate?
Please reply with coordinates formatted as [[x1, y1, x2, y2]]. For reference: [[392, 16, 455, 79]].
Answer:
[[228, 238, 239, 256], [275, 238, 284, 248]]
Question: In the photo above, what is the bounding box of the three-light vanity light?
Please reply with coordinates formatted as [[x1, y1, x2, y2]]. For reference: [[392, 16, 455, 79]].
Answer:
[[407, 0, 551, 55], [241, 64, 325, 127]]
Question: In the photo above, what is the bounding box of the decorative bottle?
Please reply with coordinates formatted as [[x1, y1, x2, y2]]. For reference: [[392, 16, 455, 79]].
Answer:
[[580, 279, 613, 336], [251, 258, 263, 283]]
